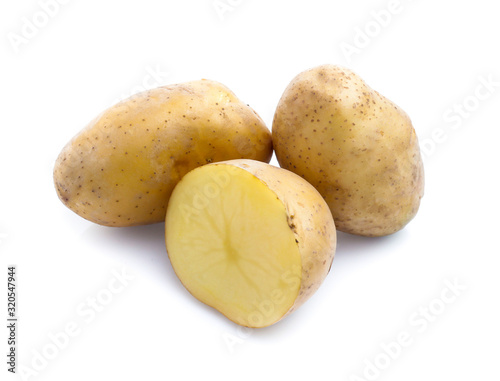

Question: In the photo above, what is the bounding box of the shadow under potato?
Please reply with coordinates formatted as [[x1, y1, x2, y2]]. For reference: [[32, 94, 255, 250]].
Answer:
[[80, 222, 182, 290], [79, 219, 408, 331], [329, 229, 411, 281], [335, 230, 398, 257], [80, 221, 240, 326]]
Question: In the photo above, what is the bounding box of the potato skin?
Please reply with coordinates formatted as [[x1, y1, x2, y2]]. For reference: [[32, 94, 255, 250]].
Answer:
[[216, 159, 336, 317], [272, 65, 424, 237], [54, 80, 272, 226]]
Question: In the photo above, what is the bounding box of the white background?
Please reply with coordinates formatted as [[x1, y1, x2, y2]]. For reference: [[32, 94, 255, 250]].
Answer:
[[1, 0, 499, 380]]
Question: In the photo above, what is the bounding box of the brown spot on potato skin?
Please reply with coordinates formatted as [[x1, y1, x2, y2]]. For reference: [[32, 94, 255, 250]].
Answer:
[[272, 65, 424, 237]]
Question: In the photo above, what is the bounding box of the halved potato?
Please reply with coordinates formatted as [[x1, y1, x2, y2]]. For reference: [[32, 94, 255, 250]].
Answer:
[[165, 159, 336, 328]]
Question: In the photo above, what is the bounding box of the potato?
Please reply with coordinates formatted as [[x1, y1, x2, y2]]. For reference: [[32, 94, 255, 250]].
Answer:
[[272, 65, 424, 237], [165, 159, 336, 328], [54, 80, 272, 227]]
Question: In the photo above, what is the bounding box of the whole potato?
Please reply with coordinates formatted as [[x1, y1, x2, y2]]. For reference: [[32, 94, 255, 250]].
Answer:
[[54, 80, 272, 227], [166, 159, 336, 327], [272, 65, 424, 237]]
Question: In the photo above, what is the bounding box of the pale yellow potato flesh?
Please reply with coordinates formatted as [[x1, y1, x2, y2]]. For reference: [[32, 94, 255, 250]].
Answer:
[[272, 65, 424, 237], [54, 80, 272, 227], [165, 159, 336, 328]]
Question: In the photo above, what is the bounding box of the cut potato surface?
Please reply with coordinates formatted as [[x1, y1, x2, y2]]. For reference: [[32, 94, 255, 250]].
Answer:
[[166, 159, 336, 328]]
